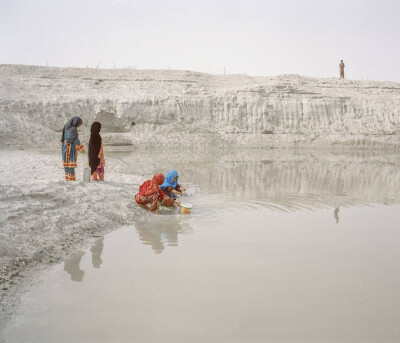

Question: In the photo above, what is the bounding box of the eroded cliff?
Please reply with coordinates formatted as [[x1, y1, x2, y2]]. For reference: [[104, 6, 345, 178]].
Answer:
[[1, 65, 399, 148]]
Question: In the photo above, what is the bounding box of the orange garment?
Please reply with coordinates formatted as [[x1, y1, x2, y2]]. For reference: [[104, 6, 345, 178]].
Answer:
[[92, 145, 105, 180], [62, 140, 85, 181], [63, 142, 85, 168], [135, 173, 174, 212]]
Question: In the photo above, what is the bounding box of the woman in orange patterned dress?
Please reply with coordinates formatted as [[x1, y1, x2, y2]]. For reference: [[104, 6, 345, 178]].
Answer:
[[135, 173, 181, 214]]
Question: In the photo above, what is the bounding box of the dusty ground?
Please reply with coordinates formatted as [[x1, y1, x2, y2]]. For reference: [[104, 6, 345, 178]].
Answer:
[[0, 147, 145, 328]]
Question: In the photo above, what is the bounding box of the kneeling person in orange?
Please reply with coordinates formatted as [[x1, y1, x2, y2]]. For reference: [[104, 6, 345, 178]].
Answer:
[[135, 173, 180, 214]]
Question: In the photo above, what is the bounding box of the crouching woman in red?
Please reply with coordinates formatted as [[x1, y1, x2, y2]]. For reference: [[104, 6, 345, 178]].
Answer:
[[135, 173, 180, 214]]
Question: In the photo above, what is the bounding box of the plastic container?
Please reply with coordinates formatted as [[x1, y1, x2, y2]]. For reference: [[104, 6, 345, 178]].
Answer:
[[179, 203, 192, 214], [83, 164, 90, 182]]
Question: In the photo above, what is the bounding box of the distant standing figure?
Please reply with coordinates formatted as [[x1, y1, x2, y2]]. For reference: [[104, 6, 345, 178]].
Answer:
[[61, 116, 85, 181], [339, 60, 345, 79], [89, 122, 105, 181]]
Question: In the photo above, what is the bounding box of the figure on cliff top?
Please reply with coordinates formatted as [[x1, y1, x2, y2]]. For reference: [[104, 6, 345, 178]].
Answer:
[[339, 60, 345, 79]]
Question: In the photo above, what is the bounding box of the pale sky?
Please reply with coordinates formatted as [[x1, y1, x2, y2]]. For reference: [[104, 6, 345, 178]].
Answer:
[[1, 0, 399, 81]]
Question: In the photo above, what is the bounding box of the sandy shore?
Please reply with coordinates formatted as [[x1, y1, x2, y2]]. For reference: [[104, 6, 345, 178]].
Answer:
[[0, 147, 147, 328]]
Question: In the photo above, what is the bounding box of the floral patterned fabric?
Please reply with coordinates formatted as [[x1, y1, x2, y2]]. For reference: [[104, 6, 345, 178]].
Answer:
[[161, 184, 183, 200], [62, 139, 85, 181], [135, 173, 174, 212], [92, 145, 105, 180]]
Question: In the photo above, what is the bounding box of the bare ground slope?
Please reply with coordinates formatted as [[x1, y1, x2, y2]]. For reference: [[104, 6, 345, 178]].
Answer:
[[1, 64, 400, 149]]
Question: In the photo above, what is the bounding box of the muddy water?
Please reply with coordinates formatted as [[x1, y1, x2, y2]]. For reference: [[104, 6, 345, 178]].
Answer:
[[4, 149, 400, 342]]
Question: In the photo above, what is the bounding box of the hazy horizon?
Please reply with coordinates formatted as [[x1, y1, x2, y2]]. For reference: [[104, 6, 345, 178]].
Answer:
[[1, 0, 399, 82]]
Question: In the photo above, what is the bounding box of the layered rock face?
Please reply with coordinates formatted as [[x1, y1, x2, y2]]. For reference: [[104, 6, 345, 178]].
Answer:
[[1, 65, 399, 148]]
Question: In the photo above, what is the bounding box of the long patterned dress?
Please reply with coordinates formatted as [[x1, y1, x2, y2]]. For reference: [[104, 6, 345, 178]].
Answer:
[[62, 139, 85, 181], [135, 180, 175, 212], [92, 144, 105, 181]]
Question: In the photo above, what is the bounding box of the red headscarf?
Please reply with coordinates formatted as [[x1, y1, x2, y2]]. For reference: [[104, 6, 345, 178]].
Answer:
[[138, 173, 165, 196]]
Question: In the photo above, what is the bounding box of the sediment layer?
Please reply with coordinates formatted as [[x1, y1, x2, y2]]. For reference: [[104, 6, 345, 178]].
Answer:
[[1, 65, 399, 148]]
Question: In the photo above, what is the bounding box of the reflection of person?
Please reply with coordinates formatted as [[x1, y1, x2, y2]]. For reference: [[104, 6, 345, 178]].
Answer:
[[64, 250, 85, 282], [160, 170, 186, 199], [135, 173, 180, 214], [136, 220, 167, 254], [61, 116, 85, 181], [135, 216, 192, 254], [89, 122, 105, 181], [90, 237, 104, 268], [334, 207, 339, 224], [339, 60, 345, 79]]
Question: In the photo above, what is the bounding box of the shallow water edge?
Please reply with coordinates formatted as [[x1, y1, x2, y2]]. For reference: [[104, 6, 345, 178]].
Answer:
[[1, 147, 400, 341]]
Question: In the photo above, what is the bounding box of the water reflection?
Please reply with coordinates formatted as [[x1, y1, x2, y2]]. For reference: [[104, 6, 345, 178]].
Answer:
[[90, 237, 104, 268], [177, 151, 400, 211], [112, 148, 400, 211], [135, 215, 194, 254], [64, 238, 105, 281], [64, 250, 85, 282], [67, 149, 400, 267], [334, 207, 340, 224]]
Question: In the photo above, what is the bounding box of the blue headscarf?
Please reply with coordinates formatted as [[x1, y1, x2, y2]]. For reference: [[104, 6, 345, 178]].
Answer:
[[160, 170, 179, 190], [61, 116, 82, 144]]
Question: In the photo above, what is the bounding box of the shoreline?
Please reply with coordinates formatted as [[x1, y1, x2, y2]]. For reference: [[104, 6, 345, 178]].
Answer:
[[2, 145, 400, 335], [0, 148, 146, 334]]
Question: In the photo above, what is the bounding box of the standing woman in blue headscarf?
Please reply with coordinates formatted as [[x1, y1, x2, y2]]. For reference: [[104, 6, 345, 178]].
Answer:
[[159, 170, 186, 200], [61, 116, 85, 181]]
